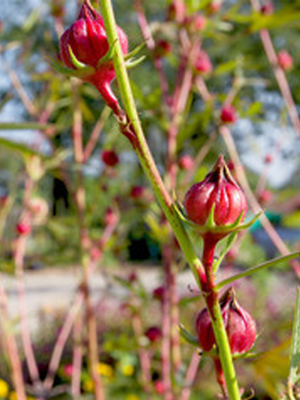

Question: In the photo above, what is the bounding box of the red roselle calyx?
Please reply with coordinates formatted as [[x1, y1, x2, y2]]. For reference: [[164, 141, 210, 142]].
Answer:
[[277, 50, 294, 71], [184, 156, 247, 240], [194, 51, 213, 75], [220, 104, 237, 124], [196, 288, 256, 355], [59, 0, 128, 114]]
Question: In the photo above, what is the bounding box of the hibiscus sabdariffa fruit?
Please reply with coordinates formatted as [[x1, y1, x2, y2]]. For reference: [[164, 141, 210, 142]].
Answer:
[[59, 0, 128, 114], [184, 156, 247, 241], [196, 288, 256, 355]]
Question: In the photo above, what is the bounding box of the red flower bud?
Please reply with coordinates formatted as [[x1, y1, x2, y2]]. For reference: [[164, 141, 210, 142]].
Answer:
[[277, 50, 294, 71], [154, 40, 172, 58], [184, 156, 247, 228], [59, 0, 128, 113], [104, 208, 117, 226], [258, 189, 272, 205], [220, 105, 237, 124], [0, 195, 8, 207], [154, 380, 165, 394], [101, 150, 119, 167], [196, 288, 256, 354], [130, 186, 145, 199], [193, 14, 207, 31], [184, 14, 207, 32], [16, 222, 31, 236], [152, 285, 165, 302], [264, 154, 273, 164], [194, 51, 213, 74], [260, 2, 274, 15], [145, 326, 162, 343], [167, 2, 186, 23], [179, 154, 194, 171], [207, 0, 222, 14]]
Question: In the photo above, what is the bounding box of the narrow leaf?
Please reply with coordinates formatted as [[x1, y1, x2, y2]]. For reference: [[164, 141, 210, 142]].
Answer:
[[288, 287, 300, 386], [216, 251, 300, 289], [179, 324, 199, 347]]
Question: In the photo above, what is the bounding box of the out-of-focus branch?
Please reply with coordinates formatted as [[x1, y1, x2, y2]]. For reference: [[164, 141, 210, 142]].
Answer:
[[249, 0, 300, 137]]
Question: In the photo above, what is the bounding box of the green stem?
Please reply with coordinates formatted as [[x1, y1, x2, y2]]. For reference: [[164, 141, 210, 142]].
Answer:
[[99, 0, 203, 287], [99, 1, 240, 398]]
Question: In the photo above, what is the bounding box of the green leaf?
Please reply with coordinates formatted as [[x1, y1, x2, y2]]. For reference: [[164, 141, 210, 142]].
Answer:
[[216, 251, 300, 289], [0, 122, 55, 131], [0, 137, 41, 157], [288, 288, 300, 387], [179, 324, 199, 347]]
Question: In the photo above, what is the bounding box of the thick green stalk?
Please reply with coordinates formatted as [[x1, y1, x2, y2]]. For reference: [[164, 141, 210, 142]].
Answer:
[[99, 1, 240, 398]]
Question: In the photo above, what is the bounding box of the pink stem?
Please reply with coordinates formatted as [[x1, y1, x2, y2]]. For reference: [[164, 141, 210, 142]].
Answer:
[[131, 313, 152, 393], [71, 313, 84, 398], [43, 293, 84, 390], [181, 351, 201, 400], [0, 279, 27, 400], [134, 0, 171, 109], [161, 246, 174, 400], [250, 0, 300, 137]]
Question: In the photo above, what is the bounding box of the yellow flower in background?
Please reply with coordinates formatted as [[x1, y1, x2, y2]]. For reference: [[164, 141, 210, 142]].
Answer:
[[97, 363, 114, 378], [122, 364, 135, 377], [126, 395, 140, 400], [9, 392, 17, 400], [0, 379, 9, 398], [82, 379, 94, 393]]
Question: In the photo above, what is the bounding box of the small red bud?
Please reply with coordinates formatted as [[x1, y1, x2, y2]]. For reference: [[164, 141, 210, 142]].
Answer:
[[153, 285, 165, 302], [104, 208, 117, 226], [184, 156, 247, 229], [167, 2, 186, 23], [90, 247, 102, 262], [59, 0, 128, 113], [193, 14, 207, 31], [128, 271, 138, 283], [258, 189, 272, 205], [196, 288, 256, 354], [194, 51, 213, 74], [154, 40, 172, 58], [227, 161, 235, 171], [145, 326, 162, 343], [16, 222, 31, 236], [154, 380, 165, 394], [264, 154, 273, 164], [220, 105, 237, 124], [63, 363, 74, 377], [207, 0, 222, 14], [179, 155, 194, 171], [0, 195, 8, 207], [130, 186, 145, 199], [277, 50, 294, 71], [260, 2, 274, 15], [101, 150, 119, 167]]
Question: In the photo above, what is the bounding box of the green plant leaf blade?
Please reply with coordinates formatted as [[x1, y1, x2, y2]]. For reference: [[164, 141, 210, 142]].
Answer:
[[288, 287, 300, 387]]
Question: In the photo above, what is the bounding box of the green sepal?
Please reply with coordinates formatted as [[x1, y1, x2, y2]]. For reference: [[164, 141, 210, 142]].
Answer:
[[68, 45, 88, 69], [124, 41, 147, 61], [206, 203, 216, 229], [48, 56, 95, 78], [96, 39, 118, 68], [178, 324, 199, 347], [125, 55, 146, 69]]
